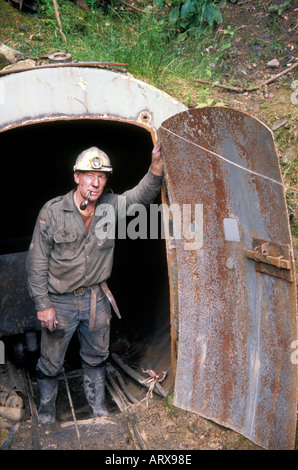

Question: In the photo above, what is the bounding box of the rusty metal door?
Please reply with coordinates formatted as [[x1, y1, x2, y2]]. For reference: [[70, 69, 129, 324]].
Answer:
[[158, 107, 297, 450]]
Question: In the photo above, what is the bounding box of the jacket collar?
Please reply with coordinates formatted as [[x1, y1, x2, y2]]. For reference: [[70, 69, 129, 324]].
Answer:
[[62, 189, 76, 211]]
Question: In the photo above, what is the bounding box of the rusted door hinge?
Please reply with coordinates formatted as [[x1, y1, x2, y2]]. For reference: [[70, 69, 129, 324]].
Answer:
[[244, 238, 293, 282]]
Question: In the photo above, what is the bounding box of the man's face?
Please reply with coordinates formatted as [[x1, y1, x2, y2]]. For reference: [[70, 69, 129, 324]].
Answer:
[[74, 171, 108, 203]]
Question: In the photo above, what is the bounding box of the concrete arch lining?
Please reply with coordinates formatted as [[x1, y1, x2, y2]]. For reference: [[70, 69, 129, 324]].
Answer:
[[0, 66, 187, 132]]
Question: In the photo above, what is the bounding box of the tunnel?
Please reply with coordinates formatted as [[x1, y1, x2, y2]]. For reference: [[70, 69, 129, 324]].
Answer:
[[0, 118, 174, 386], [0, 65, 188, 395]]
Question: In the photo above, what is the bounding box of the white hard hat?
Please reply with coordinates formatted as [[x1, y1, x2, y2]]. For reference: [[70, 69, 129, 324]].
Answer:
[[73, 147, 113, 173]]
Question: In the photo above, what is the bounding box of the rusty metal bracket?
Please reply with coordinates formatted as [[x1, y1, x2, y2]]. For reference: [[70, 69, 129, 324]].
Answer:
[[244, 237, 293, 282]]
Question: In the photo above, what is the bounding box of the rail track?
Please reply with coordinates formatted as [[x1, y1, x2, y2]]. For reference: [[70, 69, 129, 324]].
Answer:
[[1, 356, 167, 450]]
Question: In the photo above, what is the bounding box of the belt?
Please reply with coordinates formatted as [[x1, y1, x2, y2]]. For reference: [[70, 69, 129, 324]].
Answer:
[[73, 286, 94, 296], [73, 282, 121, 331]]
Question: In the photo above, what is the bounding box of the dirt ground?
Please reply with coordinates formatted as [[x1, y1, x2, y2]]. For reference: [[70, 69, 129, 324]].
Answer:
[[0, 0, 297, 453], [3, 366, 265, 451]]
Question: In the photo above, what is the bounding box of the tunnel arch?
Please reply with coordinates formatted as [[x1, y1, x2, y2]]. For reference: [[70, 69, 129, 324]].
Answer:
[[0, 65, 187, 389], [0, 65, 187, 133]]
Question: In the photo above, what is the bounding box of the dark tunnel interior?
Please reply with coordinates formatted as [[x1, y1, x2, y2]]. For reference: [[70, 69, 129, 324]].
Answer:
[[0, 119, 172, 376]]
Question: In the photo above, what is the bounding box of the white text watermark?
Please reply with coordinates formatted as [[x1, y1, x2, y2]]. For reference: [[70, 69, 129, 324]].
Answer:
[[94, 198, 204, 251]]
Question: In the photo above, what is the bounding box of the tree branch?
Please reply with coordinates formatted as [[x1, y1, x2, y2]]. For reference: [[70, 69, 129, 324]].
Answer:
[[52, 0, 67, 43], [122, 1, 148, 13], [192, 61, 298, 94]]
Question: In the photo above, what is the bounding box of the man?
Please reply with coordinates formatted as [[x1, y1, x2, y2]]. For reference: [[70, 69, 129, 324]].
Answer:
[[26, 142, 162, 424]]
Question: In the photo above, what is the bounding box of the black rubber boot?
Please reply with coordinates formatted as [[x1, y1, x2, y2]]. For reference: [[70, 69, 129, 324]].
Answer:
[[36, 373, 58, 425], [82, 363, 110, 418]]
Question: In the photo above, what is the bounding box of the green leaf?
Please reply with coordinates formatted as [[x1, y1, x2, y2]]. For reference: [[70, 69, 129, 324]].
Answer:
[[213, 5, 223, 23], [181, 0, 193, 19], [177, 31, 188, 42], [179, 20, 189, 28], [204, 3, 222, 26], [169, 5, 180, 23], [220, 42, 231, 51]]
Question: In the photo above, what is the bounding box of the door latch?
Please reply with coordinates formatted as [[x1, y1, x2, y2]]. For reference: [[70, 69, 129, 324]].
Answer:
[[244, 237, 293, 282]]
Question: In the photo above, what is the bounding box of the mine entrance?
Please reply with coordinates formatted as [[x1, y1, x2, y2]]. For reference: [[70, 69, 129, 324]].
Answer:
[[0, 119, 172, 418]]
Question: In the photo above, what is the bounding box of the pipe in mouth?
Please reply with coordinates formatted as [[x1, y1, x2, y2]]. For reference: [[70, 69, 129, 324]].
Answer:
[[80, 191, 91, 211]]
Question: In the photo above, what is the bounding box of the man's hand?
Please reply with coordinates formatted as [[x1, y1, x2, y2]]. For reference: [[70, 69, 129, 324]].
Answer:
[[37, 308, 58, 332], [150, 141, 163, 176]]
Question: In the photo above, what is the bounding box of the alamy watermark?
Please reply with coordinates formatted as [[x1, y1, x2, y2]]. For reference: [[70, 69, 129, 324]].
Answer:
[[94, 197, 204, 251]]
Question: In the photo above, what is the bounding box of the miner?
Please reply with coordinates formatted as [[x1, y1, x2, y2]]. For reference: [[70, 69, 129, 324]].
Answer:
[[26, 142, 162, 424]]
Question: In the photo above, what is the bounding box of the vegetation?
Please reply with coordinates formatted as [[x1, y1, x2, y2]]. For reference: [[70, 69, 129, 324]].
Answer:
[[0, 1, 294, 95], [0, 0, 238, 89]]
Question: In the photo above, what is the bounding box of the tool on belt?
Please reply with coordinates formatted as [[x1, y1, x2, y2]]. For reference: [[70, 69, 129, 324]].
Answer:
[[74, 281, 121, 331]]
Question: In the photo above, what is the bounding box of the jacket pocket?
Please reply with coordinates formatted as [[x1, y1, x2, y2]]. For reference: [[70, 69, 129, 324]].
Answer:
[[53, 232, 78, 260]]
